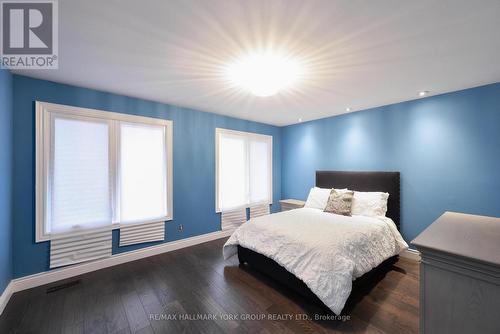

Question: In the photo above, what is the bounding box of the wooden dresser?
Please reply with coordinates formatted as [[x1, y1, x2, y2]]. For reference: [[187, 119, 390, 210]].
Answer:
[[412, 212, 500, 334], [279, 199, 305, 211]]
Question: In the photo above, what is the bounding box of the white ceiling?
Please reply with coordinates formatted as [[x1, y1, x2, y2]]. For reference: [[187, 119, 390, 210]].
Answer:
[[14, 0, 500, 126]]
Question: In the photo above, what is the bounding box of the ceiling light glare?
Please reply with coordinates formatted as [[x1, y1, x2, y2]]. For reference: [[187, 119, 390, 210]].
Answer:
[[418, 91, 429, 97], [224, 51, 304, 97]]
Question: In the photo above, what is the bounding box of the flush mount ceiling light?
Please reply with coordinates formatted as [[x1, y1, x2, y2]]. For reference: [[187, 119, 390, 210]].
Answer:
[[418, 90, 429, 97], [224, 50, 305, 97]]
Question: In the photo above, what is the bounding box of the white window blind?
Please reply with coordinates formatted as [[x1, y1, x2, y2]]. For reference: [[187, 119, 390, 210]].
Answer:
[[50, 117, 112, 234], [218, 134, 247, 210], [50, 227, 112, 268], [249, 139, 270, 204], [216, 128, 272, 212], [221, 208, 247, 231], [249, 203, 270, 219], [119, 123, 168, 224], [119, 221, 165, 247], [36, 102, 173, 243]]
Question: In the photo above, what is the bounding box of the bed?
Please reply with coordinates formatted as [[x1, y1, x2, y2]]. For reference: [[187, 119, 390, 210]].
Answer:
[[223, 171, 408, 315]]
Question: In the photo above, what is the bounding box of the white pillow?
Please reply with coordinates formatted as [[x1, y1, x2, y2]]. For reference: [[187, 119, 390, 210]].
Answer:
[[304, 187, 331, 210], [350, 191, 389, 217], [304, 187, 348, 210]]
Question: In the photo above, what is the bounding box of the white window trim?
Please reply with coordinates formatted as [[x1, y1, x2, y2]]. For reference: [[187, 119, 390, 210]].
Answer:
[[35, 101, 173, 243], [215, 127, 273, 213]]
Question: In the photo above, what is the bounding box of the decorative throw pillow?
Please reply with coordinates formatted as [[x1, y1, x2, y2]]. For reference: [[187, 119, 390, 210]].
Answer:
[[324, 189, 354, 216], [304, 187, 350, 210], [350, 191, 389, 217]]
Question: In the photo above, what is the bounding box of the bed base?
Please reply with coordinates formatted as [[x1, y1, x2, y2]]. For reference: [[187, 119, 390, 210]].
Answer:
[[237, 245, 398, 314]]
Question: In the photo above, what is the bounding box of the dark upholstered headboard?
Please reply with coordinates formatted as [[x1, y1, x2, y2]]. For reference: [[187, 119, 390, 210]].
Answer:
[[316, 171, 400, 229]]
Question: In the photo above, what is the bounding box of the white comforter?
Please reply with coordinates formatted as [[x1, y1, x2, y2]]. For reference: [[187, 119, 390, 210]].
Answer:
[[223, 208, 408, 314]]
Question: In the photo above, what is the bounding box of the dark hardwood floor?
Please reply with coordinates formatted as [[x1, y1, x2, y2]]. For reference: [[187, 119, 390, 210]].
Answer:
[[0, 237, 419, 334]]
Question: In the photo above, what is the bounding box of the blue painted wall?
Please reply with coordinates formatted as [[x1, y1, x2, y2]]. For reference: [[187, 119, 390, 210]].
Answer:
[[282, 83, 500, 244], [0, 70, 13, 292], [12, 75, 282, 278]]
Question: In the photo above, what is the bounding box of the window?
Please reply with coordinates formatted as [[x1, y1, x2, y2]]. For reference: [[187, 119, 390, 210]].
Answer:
[[50, 116, 112, 234], [36, 101, 173, 242], [215, 128, 272, 212], [118, 123, 168, 223]]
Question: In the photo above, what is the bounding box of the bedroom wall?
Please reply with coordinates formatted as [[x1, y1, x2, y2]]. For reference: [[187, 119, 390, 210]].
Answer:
[[12, 75, 282, 278], [0, 70, 13, 292], [282, 82, 500, 244]]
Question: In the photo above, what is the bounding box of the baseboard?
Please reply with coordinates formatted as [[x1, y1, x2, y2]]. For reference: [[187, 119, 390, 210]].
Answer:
[[400, 248, 421, 261], [0, 281, 14, 316], [1, 229, 233, 315]]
